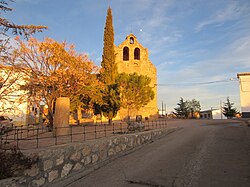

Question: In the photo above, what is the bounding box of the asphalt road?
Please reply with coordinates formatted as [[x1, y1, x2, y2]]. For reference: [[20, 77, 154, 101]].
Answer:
[[65, 120, 250, 187]]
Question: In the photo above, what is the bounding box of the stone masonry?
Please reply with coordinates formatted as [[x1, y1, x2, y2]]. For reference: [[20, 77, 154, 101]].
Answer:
[[115, 33, 158, 119], [0, 128, 179, 187]]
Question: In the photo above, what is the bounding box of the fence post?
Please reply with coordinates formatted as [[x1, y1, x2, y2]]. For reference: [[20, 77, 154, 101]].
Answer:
[[26, 124, 29, 137], [83, 125, 86, 141], [120, 123, 122, 133], [0, 136, 3, 148], [20, 125, 23, 139], [13, 126, 16, 141], [16, 128, 19, 148], [104, 123, 107, 137], [55, 127, 57, 145], [94, 124, 96, 139], [36, 127, 39, 148], [5, 132, 8, 146], [70, 126, 73, 143]]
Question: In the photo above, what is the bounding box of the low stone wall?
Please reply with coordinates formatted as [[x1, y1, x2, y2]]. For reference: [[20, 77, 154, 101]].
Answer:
[[0, 127, 179, 187]]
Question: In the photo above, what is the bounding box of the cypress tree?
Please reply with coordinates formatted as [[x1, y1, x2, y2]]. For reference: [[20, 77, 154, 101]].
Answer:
[[101, 7, 117, 85], [98, 7, 120, 125]]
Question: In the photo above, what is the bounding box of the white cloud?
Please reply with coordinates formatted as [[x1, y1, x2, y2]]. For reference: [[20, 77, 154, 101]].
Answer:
[[195, 1, 248, 32]]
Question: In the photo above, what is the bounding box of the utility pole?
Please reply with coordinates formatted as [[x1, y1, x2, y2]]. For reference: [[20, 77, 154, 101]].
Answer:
[[220, 100, 222, 119], [162, 101, 164, 116], [165, 104, 167, 117]]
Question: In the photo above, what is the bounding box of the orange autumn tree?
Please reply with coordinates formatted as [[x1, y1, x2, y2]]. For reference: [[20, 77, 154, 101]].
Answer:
[[12, 37, 100, 128]]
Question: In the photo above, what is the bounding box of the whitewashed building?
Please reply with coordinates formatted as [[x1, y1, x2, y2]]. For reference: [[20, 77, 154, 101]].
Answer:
[[200, 109, 227, 119], [0, 66, 42, 125], [237, 72, 250, 118]]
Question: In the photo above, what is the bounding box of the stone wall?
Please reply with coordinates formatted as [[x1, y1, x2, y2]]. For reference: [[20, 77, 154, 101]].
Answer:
[[0, 128, 179, 187]]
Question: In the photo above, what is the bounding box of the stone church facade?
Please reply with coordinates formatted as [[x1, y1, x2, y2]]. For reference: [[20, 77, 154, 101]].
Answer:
[[115, 33, 158, 119]]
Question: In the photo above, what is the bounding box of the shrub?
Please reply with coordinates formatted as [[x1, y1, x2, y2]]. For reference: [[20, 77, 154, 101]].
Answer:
[[0, 145, 38, 180]]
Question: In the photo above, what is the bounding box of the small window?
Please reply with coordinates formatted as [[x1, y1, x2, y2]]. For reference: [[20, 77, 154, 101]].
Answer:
[[130, 37, 134, 44], [123, 47, 129, 61], [134, 48, 140, 60]]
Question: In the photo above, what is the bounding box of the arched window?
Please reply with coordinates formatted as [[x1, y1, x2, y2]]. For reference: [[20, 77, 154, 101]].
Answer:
[[123, 47, 129, 61], [134, 48, 140, 60], [130, 37, 134, 44]]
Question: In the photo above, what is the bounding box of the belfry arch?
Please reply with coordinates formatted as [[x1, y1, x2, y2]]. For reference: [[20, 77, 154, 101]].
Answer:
[[123, 47, 129, 61], [134, 48, 140, 60]]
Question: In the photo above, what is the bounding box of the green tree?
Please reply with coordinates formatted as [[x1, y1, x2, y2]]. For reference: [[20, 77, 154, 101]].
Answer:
[[187, 99, 201, 118], [223, 97, 238, 119], [100, 84, 120, 125], [174, 97, 189, 118], [117, 72, 154, 118], [97, 7, 120, 124]]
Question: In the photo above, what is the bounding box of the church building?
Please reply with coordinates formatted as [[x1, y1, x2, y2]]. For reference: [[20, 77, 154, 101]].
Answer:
[[115, 33, 158, 119]]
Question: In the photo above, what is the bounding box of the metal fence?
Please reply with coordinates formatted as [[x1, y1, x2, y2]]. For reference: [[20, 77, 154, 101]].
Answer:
[[0, 120, 168, 150]]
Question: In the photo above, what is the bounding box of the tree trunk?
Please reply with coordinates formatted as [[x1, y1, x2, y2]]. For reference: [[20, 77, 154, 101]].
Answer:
[[77, 106, 82, 125], [47, 99, 55, 131], [127, 107, 131, 122], [108, 118, 112, 125], [47, 111, 53, 131]]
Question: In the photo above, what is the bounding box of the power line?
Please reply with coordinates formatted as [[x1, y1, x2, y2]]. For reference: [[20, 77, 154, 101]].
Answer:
[[157, 78, 238, 87]]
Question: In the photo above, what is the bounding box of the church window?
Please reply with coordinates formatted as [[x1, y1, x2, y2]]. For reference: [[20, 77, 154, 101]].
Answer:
[[123, 47, 129, 61], [134, 48, 140, 60], [130, 37, 134, 44]]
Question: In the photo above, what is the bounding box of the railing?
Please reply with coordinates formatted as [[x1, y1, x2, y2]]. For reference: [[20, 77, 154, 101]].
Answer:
[[0, 120, 168, 150]]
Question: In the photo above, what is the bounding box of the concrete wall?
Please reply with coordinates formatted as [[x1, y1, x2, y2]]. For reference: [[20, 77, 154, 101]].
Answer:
[[0, 127, 178, 187], [237, 73, 250, 118]]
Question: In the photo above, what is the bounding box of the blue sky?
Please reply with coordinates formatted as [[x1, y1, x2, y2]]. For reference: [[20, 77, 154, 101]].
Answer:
[[6, 0, 250, 113]]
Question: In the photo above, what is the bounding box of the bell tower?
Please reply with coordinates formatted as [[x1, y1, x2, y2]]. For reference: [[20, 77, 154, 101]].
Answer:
[[114, 33, 158, 118]]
